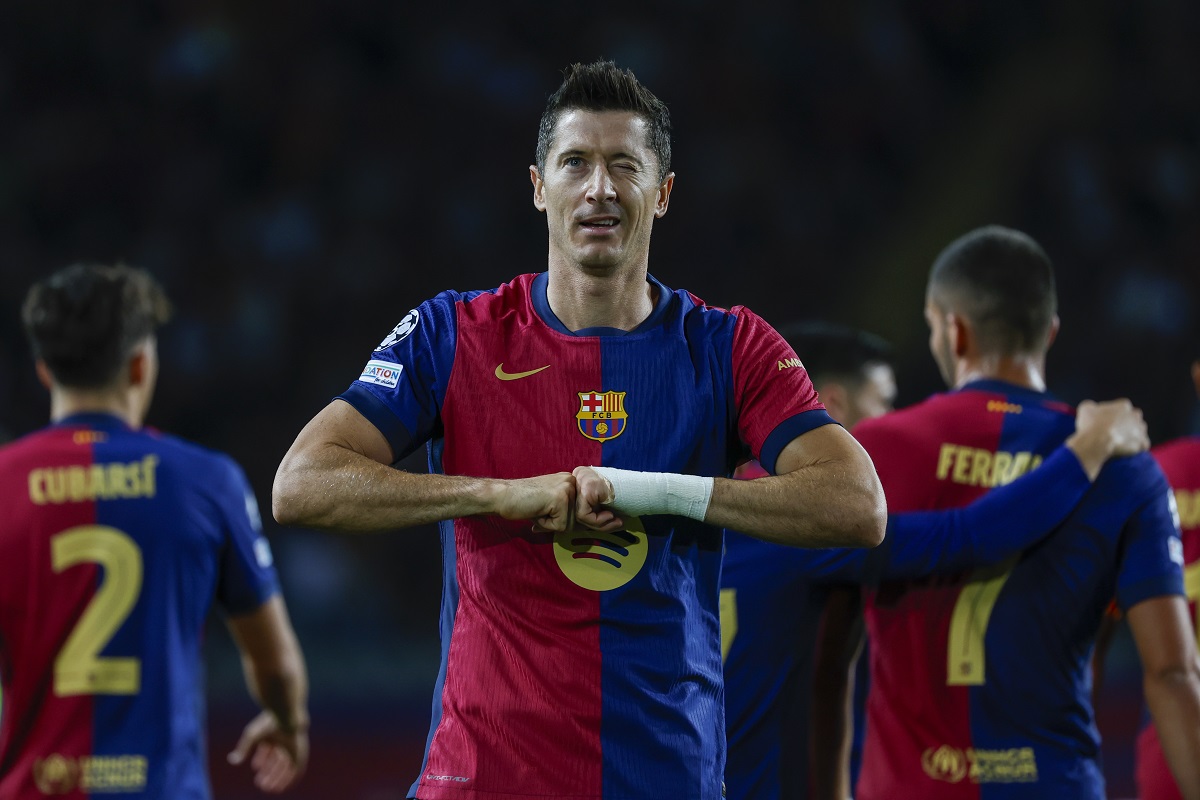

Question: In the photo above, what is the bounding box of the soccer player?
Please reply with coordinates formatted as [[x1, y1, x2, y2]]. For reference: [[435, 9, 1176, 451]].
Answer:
[[723, 323, 893, 800], [848, 225, 1200, 799], [721, 326, 1152, 800], [272, 61, 886, 800], [0, 264, 309, 798], [1136, 356, 1200, 800]]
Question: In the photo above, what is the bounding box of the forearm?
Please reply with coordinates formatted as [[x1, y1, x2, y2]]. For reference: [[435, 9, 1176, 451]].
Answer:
[[241, 645, 310, 734], [705, 456, 885, 548], [273, 440, 498, 531], [234, 601, 310, 734], [810, 594, 863, 800], [1144, 664, 1200, 800], [809, 688, 853, 800]]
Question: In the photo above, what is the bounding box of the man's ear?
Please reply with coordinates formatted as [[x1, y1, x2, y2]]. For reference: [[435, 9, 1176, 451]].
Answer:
[[1045, 315, 1061, 350], [128, 348, 148, 387], [816, 381, 848, 424], [530, 166, 546, 212], [35, 360, 54, 391], [1191, 359, 1200, 399], [654, 172, 675, 218], [947, 312, 971, 358]]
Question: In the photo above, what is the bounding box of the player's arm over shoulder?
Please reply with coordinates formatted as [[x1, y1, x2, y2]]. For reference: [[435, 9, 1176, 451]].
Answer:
[[705, 423, 886, 549]]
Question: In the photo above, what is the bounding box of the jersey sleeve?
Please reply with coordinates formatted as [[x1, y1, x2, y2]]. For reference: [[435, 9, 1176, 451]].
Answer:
[[790, 445, 1092, 584], [1115, 464, 1186, 612], [214, 457, 281, 616], [335, 292, 461, 462], [729, 307, 835, 474]]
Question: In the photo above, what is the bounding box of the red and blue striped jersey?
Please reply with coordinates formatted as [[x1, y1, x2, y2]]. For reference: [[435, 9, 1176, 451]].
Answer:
[[337, 272, 833, 800], [0, 413, 279, 799], [851, 379, 1183, 800], [1136, 435, 1200, 800], [721, 445, 1094, 800]]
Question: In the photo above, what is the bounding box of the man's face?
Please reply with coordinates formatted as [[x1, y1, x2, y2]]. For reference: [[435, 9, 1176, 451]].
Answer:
[[925, 298, 956, 388], [846, 362, 897, 429], [531, 110, 673, 272]]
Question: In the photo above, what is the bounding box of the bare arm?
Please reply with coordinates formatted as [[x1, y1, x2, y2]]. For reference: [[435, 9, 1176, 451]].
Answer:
[[225, 596, 309, 793], [809, 586, 865, 800], [1127, 595, 1200, 800], [573, 424, 883, 548], [273, 400, 607, 533], [706, 424, 886, 548]]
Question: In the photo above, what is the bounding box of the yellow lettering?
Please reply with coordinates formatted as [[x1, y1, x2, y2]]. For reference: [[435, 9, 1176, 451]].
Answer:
[[29, 470, 47, 504], [968, 450, 992, 487], [989, 452, 1012, 488], [952, 448, 973, 484], [936, 445, 956, 480], [23, 461, 159, 505], [141, 456, 158, 498], [45, 469, 67, 503], [86, 465, 107, 500], [118, 463, 137, 498], [1179, 490, 1200, 529]]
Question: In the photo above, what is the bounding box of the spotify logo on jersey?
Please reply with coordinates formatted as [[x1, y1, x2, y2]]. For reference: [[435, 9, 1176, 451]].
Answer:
[[553, 516, 648, 591]]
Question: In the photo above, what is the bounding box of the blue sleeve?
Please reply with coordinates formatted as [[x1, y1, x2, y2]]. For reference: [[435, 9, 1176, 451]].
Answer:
[[793, 446, 1091, 584], [335, 293, 464, 462], [215, 458, 281, 616], [1116, 475, 1185, 612]]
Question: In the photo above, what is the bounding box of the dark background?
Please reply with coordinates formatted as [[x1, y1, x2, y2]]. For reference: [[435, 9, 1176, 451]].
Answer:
[[1, 2, 1197, 798]]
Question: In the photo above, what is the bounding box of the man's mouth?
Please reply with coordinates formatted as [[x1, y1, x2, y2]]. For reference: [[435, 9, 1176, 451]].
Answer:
[[579, 216, 620, 231]]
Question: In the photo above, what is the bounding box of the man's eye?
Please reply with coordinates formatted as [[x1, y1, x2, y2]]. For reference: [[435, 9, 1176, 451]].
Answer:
[[565, 157, 584, 168]]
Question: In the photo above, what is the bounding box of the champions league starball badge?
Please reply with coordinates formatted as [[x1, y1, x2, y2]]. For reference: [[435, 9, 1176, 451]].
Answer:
[[376, 308, 419, 351]]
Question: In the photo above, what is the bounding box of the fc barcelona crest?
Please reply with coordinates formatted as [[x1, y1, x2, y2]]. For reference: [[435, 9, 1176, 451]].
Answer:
[[577, 391, 628, 442]]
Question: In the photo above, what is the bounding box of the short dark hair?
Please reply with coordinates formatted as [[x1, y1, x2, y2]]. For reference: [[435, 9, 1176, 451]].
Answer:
[[535, 60, 672, 181], [777, 321, 892, 388], [22, 263, 172, 388], [928, 225, 1057, 356]]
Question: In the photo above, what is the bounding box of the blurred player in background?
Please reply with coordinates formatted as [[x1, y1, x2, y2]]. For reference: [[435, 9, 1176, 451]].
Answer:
[[723, 322, 893, 800], [848, 226, 1200, 799], [1133, 355, 1200, 800], [722, 327, 1153, 800], [273, 61, 886, 800], [0, 264, 309, 798]]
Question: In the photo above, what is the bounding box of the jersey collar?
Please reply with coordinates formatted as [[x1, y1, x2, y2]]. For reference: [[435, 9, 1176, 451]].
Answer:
[[955, 378, 1060, 404], [53, 412, 135, 431], [531, 271, 673, 336]]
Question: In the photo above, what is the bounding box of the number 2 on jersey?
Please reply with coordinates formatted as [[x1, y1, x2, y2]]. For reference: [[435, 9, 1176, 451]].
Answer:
[[946, 559, 1016, 686], [51, 525, 144, 696]]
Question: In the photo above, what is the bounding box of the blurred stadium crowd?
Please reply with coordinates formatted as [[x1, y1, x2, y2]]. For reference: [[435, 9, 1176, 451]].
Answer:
[[1, 2, 1197, 797]]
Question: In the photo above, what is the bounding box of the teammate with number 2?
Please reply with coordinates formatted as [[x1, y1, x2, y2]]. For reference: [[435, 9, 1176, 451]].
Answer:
[[0, 264, 309, 798]]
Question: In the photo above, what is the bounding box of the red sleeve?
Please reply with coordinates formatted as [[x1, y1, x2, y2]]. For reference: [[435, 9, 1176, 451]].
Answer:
[[730, 307, 835, 474]]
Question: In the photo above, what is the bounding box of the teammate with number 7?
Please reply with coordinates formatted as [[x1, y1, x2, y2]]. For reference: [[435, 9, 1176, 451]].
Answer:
[[0, 264, 309, 798], [844, 226, 1200, 800]]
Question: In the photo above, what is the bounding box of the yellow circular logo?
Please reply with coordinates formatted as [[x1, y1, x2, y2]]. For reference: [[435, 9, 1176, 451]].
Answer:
[[34, 754, 78, 794], [553, 516, 648, 591], [922, 745, 968, 783]]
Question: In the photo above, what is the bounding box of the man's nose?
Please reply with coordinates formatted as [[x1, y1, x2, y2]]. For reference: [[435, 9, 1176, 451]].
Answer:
[[585, 165, 617, 202]]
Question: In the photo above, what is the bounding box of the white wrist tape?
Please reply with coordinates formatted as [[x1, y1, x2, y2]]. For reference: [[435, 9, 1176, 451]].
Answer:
[[591, 467, 714, 522]]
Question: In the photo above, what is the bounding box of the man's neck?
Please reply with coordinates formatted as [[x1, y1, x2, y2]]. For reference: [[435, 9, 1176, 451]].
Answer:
[[50, 391, 140, 427], [545, 264, 657, 332], [954, 354, 1047, 392]]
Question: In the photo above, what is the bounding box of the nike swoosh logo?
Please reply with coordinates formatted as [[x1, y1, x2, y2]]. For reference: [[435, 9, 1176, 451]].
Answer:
[[495, 363, 551, 381]]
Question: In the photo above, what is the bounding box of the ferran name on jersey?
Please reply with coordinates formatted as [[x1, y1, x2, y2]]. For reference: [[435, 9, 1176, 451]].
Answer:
[[576, 391, 628, 442]]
